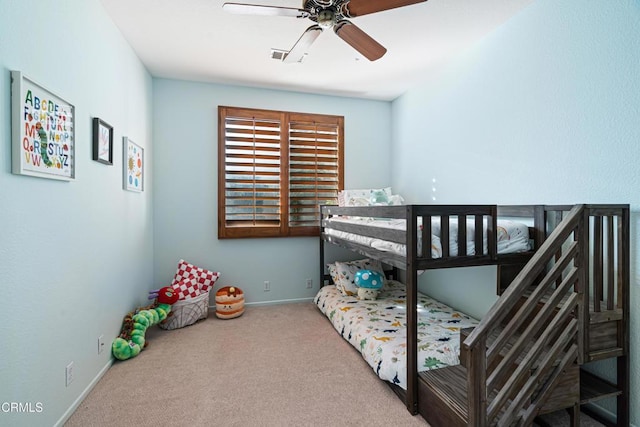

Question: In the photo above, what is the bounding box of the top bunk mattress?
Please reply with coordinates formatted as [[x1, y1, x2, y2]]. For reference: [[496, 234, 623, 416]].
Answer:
[[313, 280, 479, 391], [324, 216, 530, 257]]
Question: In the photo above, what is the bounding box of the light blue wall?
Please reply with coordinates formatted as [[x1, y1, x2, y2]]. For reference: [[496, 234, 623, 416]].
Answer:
[[391, 0, 639, 423], [152, 79, 392, 303], [0, 1, 154, 426]]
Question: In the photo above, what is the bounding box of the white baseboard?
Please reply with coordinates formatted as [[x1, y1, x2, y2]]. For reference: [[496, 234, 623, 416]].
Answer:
[[54, 358, 113, 427], [245, 297, 314, 306], [208, 297, 314, 309]]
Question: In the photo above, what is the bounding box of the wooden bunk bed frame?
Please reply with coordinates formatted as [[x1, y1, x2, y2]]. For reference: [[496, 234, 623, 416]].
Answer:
[[319, 203, 629, 426]]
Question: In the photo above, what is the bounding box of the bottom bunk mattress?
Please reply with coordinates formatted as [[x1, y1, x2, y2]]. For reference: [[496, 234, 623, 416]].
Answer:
[[313, 280, 479, 390]]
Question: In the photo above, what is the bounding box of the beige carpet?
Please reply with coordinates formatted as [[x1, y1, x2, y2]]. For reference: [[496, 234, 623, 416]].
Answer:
[[66, 302, 604, 427]]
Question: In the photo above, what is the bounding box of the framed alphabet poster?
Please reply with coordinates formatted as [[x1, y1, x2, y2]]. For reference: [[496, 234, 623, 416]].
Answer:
[[123, 137, 144, 192], [11, 70, 75, 181]]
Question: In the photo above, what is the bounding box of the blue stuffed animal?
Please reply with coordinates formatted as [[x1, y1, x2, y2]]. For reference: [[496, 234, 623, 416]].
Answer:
[[354, 270, 385, 300]]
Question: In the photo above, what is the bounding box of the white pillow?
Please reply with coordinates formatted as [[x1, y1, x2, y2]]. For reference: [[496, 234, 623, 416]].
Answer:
[[327, 263, 341, 291], [339, 187, 392, 207], [388, 194, 405, 205]]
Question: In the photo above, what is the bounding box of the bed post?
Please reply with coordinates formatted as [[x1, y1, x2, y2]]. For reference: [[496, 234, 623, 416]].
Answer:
[[533, 205, 546, 249], [405, 205, 418, 414], [617, 205, 630, 426]]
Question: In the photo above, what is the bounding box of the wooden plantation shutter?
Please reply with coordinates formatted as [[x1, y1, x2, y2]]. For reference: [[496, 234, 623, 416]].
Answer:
[[288, 113, 343, 236], [219, 107, 285, 238], [218, 106, 343, 239]]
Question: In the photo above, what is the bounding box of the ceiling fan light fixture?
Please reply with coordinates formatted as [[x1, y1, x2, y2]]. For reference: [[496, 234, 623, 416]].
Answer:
[[316, 9, 336, 28]]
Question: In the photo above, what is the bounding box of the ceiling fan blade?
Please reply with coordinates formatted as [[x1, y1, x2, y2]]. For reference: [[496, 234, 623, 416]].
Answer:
[[340, 0, 426, 18], [283, 25, 323, 63], [334, 20, 386, 61], [222, 2, 309, 18]]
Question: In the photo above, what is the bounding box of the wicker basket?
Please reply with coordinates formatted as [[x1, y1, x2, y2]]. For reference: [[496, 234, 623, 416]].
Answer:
[[159, 291, 210, 330]]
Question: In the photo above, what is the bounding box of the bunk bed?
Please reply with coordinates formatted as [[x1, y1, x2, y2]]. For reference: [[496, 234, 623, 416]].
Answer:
[[317, 203, 629, 427]]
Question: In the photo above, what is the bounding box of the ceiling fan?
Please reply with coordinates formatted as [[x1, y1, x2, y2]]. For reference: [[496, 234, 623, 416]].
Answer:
[[222, 0, 426, 63]]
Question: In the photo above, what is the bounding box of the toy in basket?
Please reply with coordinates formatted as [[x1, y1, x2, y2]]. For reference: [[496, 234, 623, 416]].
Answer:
[[159, 259, 220, 330], [215, 286, 245, 319], [158, 291, 210, 330]]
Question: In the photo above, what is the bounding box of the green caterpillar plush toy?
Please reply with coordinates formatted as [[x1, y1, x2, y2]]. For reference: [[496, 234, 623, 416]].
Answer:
[[112, 286, 179, 361]]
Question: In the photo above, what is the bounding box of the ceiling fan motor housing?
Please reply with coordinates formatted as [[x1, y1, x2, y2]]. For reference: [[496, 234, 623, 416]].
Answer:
[[304, 0, 346, 15], [306, 0, 333, 7]]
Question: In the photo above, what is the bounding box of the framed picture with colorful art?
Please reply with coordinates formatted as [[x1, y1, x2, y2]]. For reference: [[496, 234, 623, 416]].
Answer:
[[11, 70, 75, 181], [92, 118, 113, 165], [123, 137, 144, 192]]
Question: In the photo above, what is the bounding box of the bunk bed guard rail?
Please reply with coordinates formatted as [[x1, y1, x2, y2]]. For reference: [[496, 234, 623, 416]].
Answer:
[[320, 204, 499, 272]]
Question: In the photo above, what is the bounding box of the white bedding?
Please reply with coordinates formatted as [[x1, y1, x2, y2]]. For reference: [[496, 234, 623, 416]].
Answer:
[[324, 216, 530, 257], [314, 280, 479, 390]]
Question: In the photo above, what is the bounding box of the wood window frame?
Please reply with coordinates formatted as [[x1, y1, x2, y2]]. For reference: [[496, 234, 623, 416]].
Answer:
[[218, 106, 344, 239]]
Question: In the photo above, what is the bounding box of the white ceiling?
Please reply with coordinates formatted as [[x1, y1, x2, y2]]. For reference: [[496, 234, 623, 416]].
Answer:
[[100, 0, 534, 101]]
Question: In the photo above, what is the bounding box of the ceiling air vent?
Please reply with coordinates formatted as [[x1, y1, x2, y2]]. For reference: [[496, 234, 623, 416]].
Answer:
[[270, 49, 288, 61]]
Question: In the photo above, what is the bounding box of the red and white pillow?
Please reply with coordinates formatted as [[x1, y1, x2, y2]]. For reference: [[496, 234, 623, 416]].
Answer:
[[171, 277, 201, 299], [170, 259, 220, 300]]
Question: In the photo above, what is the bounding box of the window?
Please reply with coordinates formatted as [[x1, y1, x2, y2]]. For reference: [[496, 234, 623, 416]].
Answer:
[[218, 106, 344, 239]]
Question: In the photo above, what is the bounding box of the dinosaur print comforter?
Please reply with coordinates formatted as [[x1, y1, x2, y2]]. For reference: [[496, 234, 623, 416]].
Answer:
[[313, 280, 479, 390]]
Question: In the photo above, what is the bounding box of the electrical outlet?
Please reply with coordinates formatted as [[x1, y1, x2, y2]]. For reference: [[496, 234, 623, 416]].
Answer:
[[98, 335, 105, 354], [65, 362, 74, 387], [264, 280, 270, 291], [306, 278, 313, 289]]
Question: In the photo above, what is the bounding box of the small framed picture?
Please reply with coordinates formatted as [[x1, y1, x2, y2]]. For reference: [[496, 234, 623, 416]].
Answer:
[[92, 118, 113, 165], [123, 136, 144, 192]]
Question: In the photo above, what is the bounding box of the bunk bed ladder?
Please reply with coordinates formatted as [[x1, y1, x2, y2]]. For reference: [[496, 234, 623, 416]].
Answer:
[[462, 204, 586, 426]]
